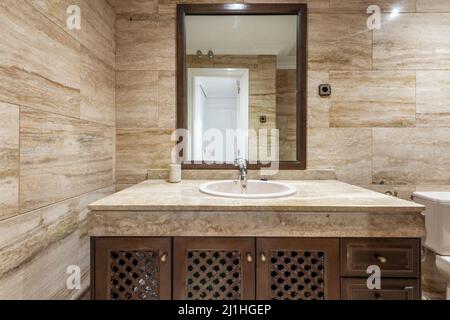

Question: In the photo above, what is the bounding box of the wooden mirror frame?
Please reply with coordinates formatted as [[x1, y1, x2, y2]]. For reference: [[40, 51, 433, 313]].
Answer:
[[177, 3, 307, 170]]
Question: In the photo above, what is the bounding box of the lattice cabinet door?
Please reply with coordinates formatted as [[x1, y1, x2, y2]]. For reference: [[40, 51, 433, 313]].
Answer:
[[92, 237, 172, 300], [173, 238, 255, 300], [256, 238, 340, 300]]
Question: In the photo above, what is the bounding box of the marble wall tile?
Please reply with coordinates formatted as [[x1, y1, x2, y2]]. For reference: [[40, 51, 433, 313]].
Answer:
[[374, 13, 450, 69], [0, 186, 112, 299], [157, 0, 177, 15], [330, 71, 416, 127], [0, 0, 80, 117], [80, 0, 116, 68], [116, 128, 174, 184], [330, 0, 415, 12], [110, 0, 158, 16], [116, 71, 159, 128], [417, 0, 450, 13], [0, 103, 19, 221], [175, 169, 337, 180], [0, 0, 116, 300], [416, 71, 450, 127], [0, 231, 87, 300], [116, 17, 159, 71], [27, 0, 115, 67], [158, 71, 176, 128], [81, 47, 115, 126], [78, 121, 115, 192], [258, 56, 277, 80], [309, 14, 372, 70], [116, 14, 174, 71], [26, 0, 82, 41], [26, 0, 115, 67], [307, 71, 330, 128], [373, 128, 450, 185], [243, 0, 329, 13], [0, 198, 78, 279], [20, 108, 114, 213], [415, 185, 450, 192], [308, 128, 372, 184], [157, 11, 176, 72], [20, 108, 79, 212], [277, 69, 297, 161]]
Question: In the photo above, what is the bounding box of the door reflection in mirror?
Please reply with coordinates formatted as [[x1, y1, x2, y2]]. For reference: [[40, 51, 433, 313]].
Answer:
[[185, 14, 298, 164], [188, 68, 249, 163]]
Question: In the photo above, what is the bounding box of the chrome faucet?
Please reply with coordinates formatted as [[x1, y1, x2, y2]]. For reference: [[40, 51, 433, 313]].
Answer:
[[234, 157, 248, 190]]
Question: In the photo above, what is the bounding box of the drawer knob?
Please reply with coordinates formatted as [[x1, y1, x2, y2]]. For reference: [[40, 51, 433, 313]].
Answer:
[[376, 255, 387, 264], [246, 253, 253, 263], [160, 252, 168, 263], [260, 253, 267, 262]]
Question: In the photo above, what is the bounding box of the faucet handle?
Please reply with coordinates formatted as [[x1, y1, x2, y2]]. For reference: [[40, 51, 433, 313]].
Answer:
[[234, 157, 248, 167]]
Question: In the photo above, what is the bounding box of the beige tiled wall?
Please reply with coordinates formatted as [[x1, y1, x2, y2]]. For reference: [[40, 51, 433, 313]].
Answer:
[[0, 0, 115, 299], [277, 69, 297, 160], [2, 0, 449, 299], [113, 0, 450, 198], [111, 1, 450, 300]]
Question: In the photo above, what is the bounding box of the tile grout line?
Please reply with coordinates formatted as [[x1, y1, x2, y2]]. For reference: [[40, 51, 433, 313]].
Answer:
[[1, 184, 115, 224], [17, 105, 21, 217], [0, 99, 115, 129]]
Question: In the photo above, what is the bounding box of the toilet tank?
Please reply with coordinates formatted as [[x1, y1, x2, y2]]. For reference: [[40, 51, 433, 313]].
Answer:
[[413, 192, 450, 255]]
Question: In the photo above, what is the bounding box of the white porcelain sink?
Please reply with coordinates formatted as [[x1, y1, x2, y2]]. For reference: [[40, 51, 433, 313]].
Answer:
[[199, 180, 297, 199]]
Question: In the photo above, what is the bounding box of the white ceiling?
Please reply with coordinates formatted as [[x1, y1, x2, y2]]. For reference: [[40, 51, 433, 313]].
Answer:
[[186, 15, 297, 68]]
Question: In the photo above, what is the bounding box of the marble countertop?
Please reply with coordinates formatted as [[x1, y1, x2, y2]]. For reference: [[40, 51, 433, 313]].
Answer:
[[88, 180, 424, 213]]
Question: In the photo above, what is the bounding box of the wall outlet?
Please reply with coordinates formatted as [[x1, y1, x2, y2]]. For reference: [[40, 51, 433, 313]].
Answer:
[[319, 84, 331, 97]]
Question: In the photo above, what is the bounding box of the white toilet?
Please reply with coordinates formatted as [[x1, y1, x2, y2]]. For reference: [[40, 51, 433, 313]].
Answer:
[[413, 192, 450, 299]]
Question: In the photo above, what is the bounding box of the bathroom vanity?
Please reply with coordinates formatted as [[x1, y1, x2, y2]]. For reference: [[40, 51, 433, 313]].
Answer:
[[88, 180, 425, 300]]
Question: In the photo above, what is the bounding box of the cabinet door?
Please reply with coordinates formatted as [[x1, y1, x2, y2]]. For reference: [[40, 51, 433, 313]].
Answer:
[[173, 237, 255, 300], [92, 237, 171, 300], [341, 278, 420, 300], [256, 238, 340, 300]]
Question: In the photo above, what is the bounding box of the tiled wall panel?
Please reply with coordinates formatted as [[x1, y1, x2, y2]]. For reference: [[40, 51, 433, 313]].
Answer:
[[0, 0, 115, 299]]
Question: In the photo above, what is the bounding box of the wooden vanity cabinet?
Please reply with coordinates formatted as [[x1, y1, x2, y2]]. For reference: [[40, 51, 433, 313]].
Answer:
[[91, 237, 172, 300], [91, 237, 421, 300], [256, 238, 340, 300]]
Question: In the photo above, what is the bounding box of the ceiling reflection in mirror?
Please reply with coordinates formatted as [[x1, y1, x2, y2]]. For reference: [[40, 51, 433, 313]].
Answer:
[[185, 15, 298, 164]]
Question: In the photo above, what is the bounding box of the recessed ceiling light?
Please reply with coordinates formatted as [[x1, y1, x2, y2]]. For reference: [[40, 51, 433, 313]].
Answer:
[[390, 7, 400, 19]]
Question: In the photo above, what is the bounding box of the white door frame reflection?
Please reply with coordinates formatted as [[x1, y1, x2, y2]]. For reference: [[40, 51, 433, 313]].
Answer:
[[187, 68, 249, 163]]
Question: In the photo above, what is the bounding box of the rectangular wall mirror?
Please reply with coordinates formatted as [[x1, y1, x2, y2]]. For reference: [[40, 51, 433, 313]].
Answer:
[[177, 4, 307, 169]]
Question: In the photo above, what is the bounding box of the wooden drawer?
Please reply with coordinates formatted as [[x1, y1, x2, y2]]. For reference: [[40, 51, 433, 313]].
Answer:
[[341, 238, 420, 278], [341, 278, 420, 300]]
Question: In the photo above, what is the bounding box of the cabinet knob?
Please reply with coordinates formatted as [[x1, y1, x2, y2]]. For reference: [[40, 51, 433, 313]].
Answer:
[[374, 292, 383, 300], [260, 253, 267, 262], [376, 255, 387, 264], [246, 253, 253, 263], [160, 252, 168, 263]]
